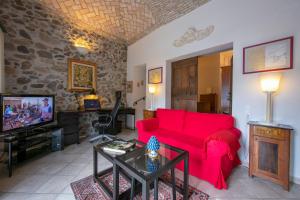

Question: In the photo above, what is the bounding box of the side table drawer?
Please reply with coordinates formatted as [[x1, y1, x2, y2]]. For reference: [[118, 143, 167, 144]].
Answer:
[[143, 109, 156, 119], [253, 126, 285, 140]]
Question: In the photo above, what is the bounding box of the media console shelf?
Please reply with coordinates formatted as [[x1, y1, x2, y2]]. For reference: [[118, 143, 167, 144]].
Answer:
[[2, 124, 63, 177]]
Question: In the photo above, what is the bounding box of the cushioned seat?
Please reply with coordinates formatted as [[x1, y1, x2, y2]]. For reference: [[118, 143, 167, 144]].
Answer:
[[137, 108, 241, 189]]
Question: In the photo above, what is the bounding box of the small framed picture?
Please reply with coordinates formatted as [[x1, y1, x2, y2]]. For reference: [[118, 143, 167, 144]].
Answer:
[[126, 81, 133, 93], [68, 59, 97, 91], [148, 67, 163, 84], [243, 36, 293, 74]]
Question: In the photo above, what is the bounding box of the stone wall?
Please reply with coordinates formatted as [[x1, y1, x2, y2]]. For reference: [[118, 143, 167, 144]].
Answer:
[[0, 0, 127, 137]]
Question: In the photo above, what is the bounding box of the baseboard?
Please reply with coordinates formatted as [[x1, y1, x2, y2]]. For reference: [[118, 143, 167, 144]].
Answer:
[[241, 160, 300, 185], [241, 160, 249, 168], [291, 176, 300, 185]]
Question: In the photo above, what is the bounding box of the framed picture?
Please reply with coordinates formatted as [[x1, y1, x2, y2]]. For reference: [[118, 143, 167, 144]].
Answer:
[[68, 59, 97, 91], [126, 81, 133, 93], [243, 36, 293, 74], [148, 67, 163, 84]]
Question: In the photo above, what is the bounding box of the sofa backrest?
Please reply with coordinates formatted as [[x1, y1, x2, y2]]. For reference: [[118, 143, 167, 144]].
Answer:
[[183, 112, 234, 140], [156, 108, 186, 133]]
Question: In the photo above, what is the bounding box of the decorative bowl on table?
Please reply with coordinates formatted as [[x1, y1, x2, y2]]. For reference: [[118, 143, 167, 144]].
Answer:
[[146, 136, 160, 159]]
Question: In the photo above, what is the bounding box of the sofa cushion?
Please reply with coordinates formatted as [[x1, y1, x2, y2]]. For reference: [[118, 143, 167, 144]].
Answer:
[[183, 112, 234, 140], [167, 135, 206, 160], [138, 128, 205, 160], [156, 108, 186, 133]]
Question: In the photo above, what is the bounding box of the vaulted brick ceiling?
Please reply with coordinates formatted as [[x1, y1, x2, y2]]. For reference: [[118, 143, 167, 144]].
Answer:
[[40, 0, 209, 44]]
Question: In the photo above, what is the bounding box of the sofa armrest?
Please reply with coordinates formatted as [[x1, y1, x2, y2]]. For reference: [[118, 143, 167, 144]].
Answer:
[[136, 118, 159, 132], [204, 128, 241, 160]]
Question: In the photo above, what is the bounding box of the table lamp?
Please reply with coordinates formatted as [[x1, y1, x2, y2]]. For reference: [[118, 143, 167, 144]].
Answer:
[[260, 74, 281, 124], [149, 85, 156, 110]]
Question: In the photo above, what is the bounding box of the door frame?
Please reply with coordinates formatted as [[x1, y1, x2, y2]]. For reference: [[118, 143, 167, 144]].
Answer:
[[166, 43, 234, 114]]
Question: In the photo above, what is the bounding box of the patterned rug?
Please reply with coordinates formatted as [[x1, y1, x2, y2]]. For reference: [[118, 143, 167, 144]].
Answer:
[[71, 172, 209, 200]]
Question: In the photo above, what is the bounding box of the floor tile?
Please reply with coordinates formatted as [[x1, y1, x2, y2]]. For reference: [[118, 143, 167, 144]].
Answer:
[[54, 194, 76, 200], [35, 175, 74, 194], [0, 175, 25, 192], [262, 179, 300, 199], [0, 192, 31, 200], [61, 183, 73, 194], [72, 163, 97, 180], [35, 163, 69, 175], [56, 163, 87, 176], [8, 174, 50, 193], [25, 193, 57, 200]]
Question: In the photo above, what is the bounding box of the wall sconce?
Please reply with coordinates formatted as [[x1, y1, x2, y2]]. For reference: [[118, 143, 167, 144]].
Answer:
[[260, 73, 281, 124], [149, 85, 156, 110], [73, 38, 90, 55]]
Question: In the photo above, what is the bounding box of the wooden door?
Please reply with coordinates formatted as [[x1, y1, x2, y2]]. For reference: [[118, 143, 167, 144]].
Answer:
[[171, 57, 198, 111], [221, 65, 232, 114]]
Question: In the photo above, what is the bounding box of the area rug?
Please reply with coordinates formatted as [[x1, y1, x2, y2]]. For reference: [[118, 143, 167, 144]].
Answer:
[[71, 172, 209, 200]]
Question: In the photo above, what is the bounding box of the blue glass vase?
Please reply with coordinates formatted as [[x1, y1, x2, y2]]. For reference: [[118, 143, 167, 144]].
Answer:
[[146, 157, 160, 173], [147, 136, 160, 158]]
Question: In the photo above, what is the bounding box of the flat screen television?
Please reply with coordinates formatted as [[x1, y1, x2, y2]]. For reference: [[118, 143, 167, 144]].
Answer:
[[0, 94, 55, 133]]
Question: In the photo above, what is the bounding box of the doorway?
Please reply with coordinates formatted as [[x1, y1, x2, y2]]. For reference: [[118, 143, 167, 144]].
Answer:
[[171, 49, 233, 114], [132, 64, 147, 120]]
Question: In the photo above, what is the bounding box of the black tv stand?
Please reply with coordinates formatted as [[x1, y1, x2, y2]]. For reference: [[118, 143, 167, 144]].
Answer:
[[2, 124, 63, 177], [3, 135, 16, 177]]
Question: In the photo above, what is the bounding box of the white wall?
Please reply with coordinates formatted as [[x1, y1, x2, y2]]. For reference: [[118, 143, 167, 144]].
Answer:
[[131, 65, 146, 120], [0, 28, 4, 93], [127, 0, 300, 182], [126, 64, 146, 128]]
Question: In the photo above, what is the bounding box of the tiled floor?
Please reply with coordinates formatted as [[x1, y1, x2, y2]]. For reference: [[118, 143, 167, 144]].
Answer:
[[0, 129, 299, 200]]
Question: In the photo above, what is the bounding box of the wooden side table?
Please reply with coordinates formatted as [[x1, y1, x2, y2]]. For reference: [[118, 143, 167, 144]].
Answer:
[[143, 109, 156, 119], [248, 121, 293, 190]]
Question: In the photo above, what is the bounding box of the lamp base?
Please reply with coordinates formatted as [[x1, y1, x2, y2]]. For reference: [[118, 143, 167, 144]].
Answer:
[[265, 92, 273, 124], [261, 121, 276, 126]]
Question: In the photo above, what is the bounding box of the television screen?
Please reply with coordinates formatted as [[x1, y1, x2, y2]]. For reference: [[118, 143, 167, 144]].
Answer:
[[2, 95, 54, 132]]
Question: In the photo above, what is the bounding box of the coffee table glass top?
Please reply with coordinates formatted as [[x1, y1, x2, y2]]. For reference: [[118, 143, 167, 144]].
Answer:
[[93, 138, 145, 158], [93, 137, 186, 176], [116, 142, 185, 176]]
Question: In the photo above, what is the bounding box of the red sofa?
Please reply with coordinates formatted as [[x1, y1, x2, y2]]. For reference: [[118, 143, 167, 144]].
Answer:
[[136, 108, 241, 189]]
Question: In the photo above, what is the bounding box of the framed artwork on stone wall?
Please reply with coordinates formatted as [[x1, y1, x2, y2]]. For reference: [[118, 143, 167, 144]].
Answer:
[[68, 59, 97, 91], [243, 36, 293, 74], [148, 67, 163, 84]]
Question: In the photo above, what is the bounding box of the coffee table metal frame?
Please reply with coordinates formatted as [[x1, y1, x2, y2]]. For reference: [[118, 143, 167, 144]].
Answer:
[[93, 139, 138, 199], [93, 139, 189, 200], [113, 141, 189, 200]]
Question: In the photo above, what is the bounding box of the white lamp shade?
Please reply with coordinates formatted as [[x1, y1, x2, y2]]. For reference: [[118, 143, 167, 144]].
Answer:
[[75, 46, 88, 55], [260, 74, 281, 92], [74, 38, 90, 55]]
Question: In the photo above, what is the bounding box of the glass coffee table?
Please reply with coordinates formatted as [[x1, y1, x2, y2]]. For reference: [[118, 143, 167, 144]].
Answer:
[[93, 138, 145, 199], [93, 138, 189, 200]]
